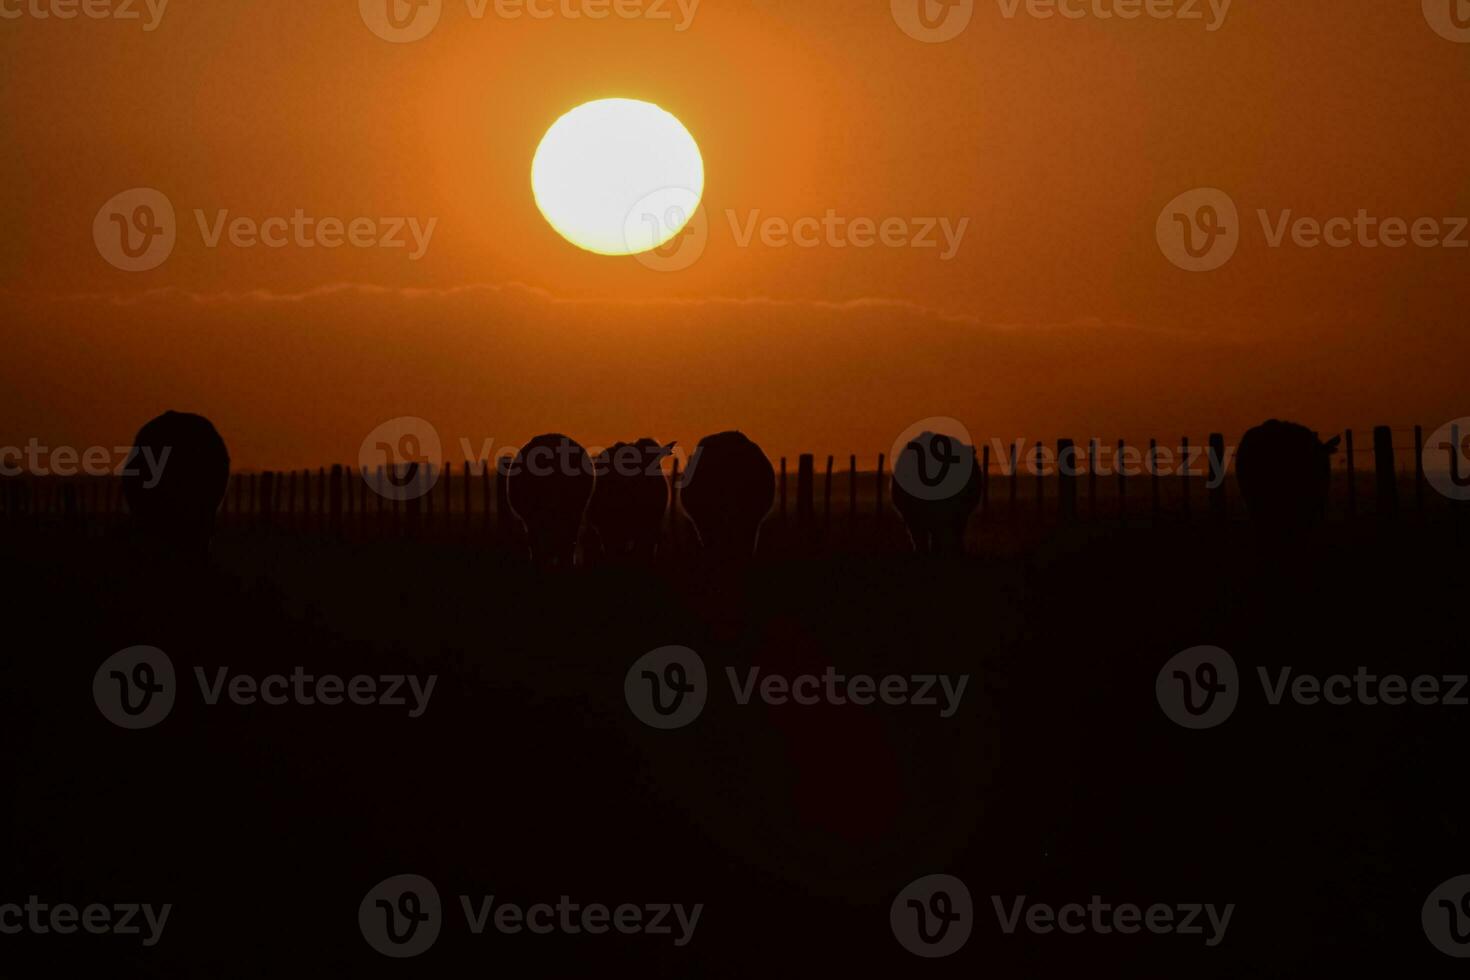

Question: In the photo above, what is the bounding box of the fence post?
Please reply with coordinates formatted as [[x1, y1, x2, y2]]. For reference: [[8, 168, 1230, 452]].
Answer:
[[371, 467, 383, 536], [875, 453, 886, 521], [92, 478, 106, 531], [1414, 425, 1425, 515], [1057, 439, 1077, 522], [329, 464, 343, 535], [258, 471, 276, 526], [376, 467, 386, 536], [1117, 439, 1127, 522], [481, 462, 492, 535], [405, 463, 423, 531], [1208, 433, 1227, 523], [356, 468, 365, 525], [1180, 437, 1192, 520], [793, 455, 817, 525], [1374, 426, 1398, 517], [1345, 429, 1357, 519], [822, 455, 834, 539], [797, 454, 815, 530], [462, 461, 471, 530], [1035, 442, 1045, 519], [1088, 439, 1098, 520], [391, 467, 402, 531], [1149, 439, 1160, 523], [1450, 422, 1463, 488], [1451, 423, 1468, 545], [848, 454, 858, 525], [1009, 440, 1019, 516], [440, 460, 452, 529], [778, 458, 788, 524], [980, 444, 991, 524], [346, 465, 357, 525]]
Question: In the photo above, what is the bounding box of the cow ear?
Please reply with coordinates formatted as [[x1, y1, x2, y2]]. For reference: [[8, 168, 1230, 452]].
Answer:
[[1323, 435, 1342, 454]]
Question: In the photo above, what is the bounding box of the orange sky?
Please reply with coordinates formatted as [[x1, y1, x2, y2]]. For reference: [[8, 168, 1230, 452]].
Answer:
[[2, 0, 1467, 468]]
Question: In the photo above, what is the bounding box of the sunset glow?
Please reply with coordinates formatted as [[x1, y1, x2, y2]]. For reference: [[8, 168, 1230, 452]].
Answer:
[[531, 98, 704, 257]]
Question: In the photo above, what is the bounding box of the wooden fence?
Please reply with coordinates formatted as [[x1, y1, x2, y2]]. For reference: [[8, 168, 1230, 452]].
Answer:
[[1, 425, 1462, 545]]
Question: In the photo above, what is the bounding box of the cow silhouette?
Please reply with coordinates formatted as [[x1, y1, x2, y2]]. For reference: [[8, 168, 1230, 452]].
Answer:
[[890, 431, 983, 554], [506, 433, 594, 569], [122, 410, 231, 557], [1236, 419, 1341, 533], [679, 431, 775, 559], [588, 439, 675, 562]]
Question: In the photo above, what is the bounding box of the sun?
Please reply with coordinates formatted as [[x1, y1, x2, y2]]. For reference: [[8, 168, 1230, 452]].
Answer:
[[531, 98, 704, 257]]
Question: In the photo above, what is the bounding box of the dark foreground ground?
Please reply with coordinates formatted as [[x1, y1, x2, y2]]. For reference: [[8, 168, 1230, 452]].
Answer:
[[2, 511, 1466, 976]]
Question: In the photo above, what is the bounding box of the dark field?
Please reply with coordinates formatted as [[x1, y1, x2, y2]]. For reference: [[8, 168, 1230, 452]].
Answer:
[[3, 479, 1466, 975]]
